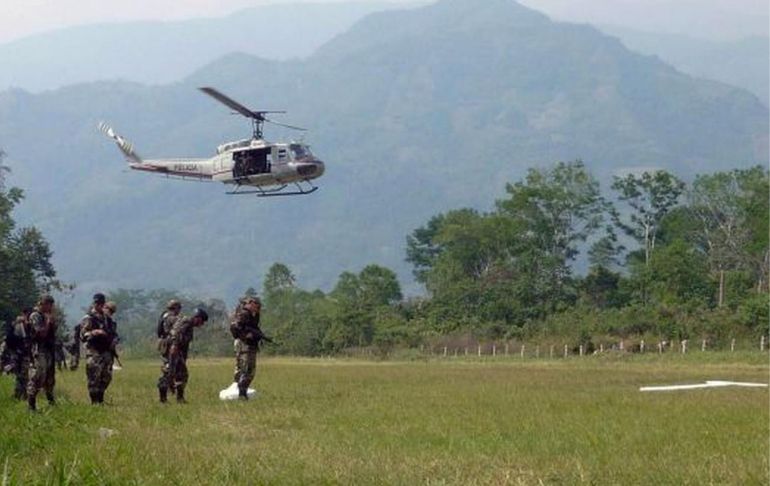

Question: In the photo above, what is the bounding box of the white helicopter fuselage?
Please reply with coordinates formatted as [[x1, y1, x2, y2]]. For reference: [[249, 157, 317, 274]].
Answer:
[[124, 137, 325, 189]]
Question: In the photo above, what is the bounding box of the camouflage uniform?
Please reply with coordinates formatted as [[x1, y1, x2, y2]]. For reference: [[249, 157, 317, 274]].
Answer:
[[80, 309, 118, 404], [156, 310, 180, 399], [6, 315, 32, 399], [230, 307, 263, 397], [26, 308, 57, 408], [166, 316, 198, 402]]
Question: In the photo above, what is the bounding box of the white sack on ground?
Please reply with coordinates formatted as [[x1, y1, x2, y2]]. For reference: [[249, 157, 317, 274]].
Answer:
[[219, 382, 257, 400]]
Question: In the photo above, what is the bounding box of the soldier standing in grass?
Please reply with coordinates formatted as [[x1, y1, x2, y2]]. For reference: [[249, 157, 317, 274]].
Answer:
[[230, 296, 267, 400], [157, 299, 182, 403], [166, 308, 208, 403], [7, 307, 33, 400], [26, 295, 58, 411], [80, 293, 118, 404]]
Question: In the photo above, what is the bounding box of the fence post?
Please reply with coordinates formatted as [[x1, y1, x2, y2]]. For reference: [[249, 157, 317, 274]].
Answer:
[[536, 346, 540, 358], [619, 340, 625, 352], [563, 344, 568, 358], [701, 339, 706, 352], [579, 345, 584, 357], [681, 340, 687, 354], [478, 344, 482, 357], [443, 346, 447, 357], [761, 335, 766, 352], [599, 343, 604, 353], [505, 343, 509, 356], [520, 345, 525, 358], [731, 339, 735, 352], [550, 345, 554, 358], [464, 347, 468, 356], [640, 340, 645, 353], [657, 342, 662, 354]]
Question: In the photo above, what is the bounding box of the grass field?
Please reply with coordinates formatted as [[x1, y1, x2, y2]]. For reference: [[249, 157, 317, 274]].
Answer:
[[0, 354, 768, 485]]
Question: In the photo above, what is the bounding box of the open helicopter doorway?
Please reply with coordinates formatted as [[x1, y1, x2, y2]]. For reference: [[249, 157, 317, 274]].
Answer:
[[233, 148, 271, 179]]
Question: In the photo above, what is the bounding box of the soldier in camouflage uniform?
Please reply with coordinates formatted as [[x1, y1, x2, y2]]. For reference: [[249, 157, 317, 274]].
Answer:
[[164, 308, 208, 403], [26, 295, 58, 411], [6, 308, 33, 399], [80, 293, 118, 404], [156, 300, 182, 402], [230, 296, 266, 400]]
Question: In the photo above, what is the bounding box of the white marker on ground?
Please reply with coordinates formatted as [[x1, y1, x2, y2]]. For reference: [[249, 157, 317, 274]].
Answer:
[[640, 381, 768, 392]]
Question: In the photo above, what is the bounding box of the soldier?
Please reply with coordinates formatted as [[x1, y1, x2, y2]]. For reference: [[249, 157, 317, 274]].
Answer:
[[164, 308, 208, 403], [80, 293, 118, 404], [157, 299, 182, 403], [6, 308, 33, 399], [230, 296, 267, 400], [26, 295, 58, 411]]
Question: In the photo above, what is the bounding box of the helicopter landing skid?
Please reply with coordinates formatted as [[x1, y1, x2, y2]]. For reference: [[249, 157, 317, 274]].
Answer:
[[226, 181, 318, 197]]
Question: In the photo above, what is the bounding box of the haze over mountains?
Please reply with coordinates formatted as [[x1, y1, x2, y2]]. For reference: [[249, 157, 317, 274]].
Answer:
[[0, 2, 408, 92], [0, 0, 767, 304]]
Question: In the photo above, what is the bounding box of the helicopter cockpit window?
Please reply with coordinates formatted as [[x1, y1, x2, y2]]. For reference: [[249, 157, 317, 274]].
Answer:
[[290, 144, 311, 159]]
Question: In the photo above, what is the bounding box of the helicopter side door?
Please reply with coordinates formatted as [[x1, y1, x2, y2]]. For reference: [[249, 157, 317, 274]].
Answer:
[[233, 148, 272, 178]]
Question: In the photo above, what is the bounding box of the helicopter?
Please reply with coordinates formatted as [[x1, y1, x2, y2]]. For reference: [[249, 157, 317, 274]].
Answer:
[[99, 87, 325, 196]]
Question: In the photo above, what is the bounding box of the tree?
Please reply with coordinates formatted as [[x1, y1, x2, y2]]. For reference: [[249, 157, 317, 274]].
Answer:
[[263, 263, 296, 301], [497, 161, 606, 311], [612, 170, 685, 267], [0, 151, 61, 323]]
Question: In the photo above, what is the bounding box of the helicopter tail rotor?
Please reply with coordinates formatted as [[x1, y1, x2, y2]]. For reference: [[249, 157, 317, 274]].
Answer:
[[98, 122, 142, 163]]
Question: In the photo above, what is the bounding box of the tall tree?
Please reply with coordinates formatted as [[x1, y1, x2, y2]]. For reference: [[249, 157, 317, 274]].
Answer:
[[497, 161, 606, 309], [611, 170, 685, 268]]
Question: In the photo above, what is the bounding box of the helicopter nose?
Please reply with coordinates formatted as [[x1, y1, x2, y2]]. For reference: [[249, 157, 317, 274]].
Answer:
[[296, 160, 325, 178]]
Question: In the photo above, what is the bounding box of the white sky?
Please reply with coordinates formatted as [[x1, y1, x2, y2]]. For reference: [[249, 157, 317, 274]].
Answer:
[[0, 0, 767, 44]]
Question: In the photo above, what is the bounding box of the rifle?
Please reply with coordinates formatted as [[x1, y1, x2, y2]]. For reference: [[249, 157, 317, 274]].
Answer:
[[112, 346, 123, 368]]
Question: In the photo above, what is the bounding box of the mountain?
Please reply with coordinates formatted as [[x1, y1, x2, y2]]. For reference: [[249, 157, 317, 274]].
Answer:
[[0, 2, 407, 93], [599, 25, 769, 106], [0, 0, 766, 307]]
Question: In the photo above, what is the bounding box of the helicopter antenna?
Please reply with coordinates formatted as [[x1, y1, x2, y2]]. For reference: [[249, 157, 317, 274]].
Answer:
[[199, 87, 307, 139]]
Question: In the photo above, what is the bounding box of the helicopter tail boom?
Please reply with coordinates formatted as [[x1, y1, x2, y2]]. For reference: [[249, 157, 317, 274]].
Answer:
[[98, 122, 143, 164]]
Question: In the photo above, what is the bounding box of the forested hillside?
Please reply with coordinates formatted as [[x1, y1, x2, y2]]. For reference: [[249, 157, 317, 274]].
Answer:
[[0, 0, 766, 311]]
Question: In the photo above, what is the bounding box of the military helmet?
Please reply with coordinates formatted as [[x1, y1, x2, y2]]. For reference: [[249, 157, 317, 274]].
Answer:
[[93, 293, 106, 305], [243, 296, 261, 305], [192, 308, 209, 322], [166, 299, 182, 310]]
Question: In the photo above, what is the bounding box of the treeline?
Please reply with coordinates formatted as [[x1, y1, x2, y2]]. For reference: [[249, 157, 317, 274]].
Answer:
[[110, 162, 769, 356], [2, 155, 767, 356]]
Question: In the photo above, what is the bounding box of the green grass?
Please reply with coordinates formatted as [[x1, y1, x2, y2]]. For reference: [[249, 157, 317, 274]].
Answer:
[[1, 354, 768, 485]]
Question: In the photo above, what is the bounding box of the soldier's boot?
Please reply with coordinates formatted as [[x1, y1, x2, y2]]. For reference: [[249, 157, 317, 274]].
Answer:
[[159, 388, 168, 403], [238, 387, 249, 400], [28, 395, 37, 412], [176, 386, 186, 404], [46, 392, 55, 406], [89, 391, 100, 404], [98, 391, 105, 404]]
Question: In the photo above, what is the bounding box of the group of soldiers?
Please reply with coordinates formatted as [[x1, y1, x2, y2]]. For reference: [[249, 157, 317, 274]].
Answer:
[[1, 291, 268, 410], [1, 293, 120, 410], [154, 295, 266, 402]]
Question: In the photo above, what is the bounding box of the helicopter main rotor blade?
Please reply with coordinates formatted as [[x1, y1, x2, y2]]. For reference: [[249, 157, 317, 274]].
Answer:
[[198, 87, 285, 120], [265, 118, 308, 131]]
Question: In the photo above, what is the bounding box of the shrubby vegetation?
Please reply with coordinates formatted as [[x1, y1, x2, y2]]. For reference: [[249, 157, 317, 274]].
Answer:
[[103, 162, 769, 356]]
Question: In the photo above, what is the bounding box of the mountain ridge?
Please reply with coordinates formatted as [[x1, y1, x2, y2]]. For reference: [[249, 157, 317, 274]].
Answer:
[[0, 0, 766, 307]]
